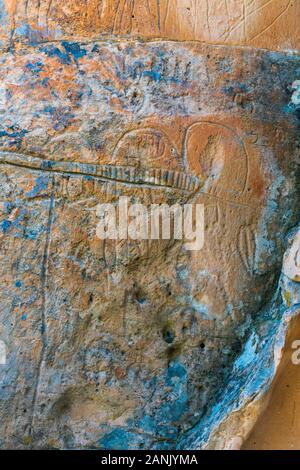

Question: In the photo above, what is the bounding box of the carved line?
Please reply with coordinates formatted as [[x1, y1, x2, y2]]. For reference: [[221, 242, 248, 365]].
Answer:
[[156, 0, 161, 32], [0, 151, 202, 192], [112, 126, 180, 162], [248, 0, 280, 17], [29, 174, 56, 437], [182, 120, 250, 195], [1, 37, 297, 57], [238, 226, 257, 275], [197, 189, 258, 210], [37, 0, 41, 24], [46, 0, 53, 32], [249, 0, 292, 42], [214, 0, 290, 42], [206, 0, 211, 40]]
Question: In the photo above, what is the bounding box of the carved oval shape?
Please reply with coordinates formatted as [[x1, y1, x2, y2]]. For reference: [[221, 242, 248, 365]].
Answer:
[[183, 121, 249, 200]]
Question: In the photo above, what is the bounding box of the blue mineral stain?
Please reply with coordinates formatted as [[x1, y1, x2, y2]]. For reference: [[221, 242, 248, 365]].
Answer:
[[43, 105, 57, 115], [284, 80, 300, 118], [98, 361, 189, 449], [224, 303, 234, 316], [138, 415, 156, 434], [234, 332, 259, 371], [166, 361, 187, 384], [14, 24, 40, 45], [15, 24, 30, 37], [54, 110, 75, 130], [25, 293, 38, 306], [41, 160, 54, 170], [283, 103, 295, 114], [267, 50, 300, 64], [43, 105, 74, 130], [133, 414, 177, 442], [176, 266, 189, 281], [142, 65, 184, 84], [26, 175, 49, 198], [11, 296, 22, 309], [0, 128, 28, 139], [4, 202, 13, 213], [40, 45, 71, 65], [216, 58, 232, 73], [160, 396, 188, 425], [62, 42, 87, 63], [25, 61, 44, 74], [221, 82, 250, 96], [0, 220, 12, 233], [15, 280, 22, 288], [192, 298, 210, 317], [24, 228, 39, 240], [21, 315, 27, 321], [98, 429, 143, 450], [142, 68, 162, 82], [128, 53, 187, 85], [0, 0, 8, 25], [41, 77, 50, 87], [222, 85, 235, 96], [0, 206, 46, 241], [155, 361, 189, 425]]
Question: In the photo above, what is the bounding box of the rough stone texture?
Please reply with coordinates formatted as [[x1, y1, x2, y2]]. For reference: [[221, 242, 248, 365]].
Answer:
[[244, 310, 300, 450], [243, 227, 300, 449], [180, 228, 300, 449], [0, 1, 299, 450], [0, 0, 299, 51]]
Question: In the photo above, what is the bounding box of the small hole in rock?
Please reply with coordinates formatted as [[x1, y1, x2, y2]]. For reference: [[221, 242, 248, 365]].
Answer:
[[163, 328, 175, 344]]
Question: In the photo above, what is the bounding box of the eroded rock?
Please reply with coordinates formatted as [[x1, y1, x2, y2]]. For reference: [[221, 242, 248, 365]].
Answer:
[[0, 1, 299, 450]]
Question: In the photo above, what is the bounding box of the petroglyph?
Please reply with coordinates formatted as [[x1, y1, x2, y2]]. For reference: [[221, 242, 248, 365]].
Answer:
[[238, 226, 257, 275], [0, 151, 202, 192], [1, 0, 297, 51]]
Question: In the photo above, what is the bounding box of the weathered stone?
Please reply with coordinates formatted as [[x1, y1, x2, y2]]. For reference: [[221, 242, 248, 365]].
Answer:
[[244, 307, 300, 450], [283, 228, 300, 283], [0, 1, 299, 450], [0, 1, 299, 51]]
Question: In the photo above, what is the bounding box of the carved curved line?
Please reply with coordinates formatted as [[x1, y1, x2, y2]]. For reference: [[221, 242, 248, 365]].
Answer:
[[198, 190, 259, 210], [146, 0, 155, 32], [30, 174, 56, 436], [112, 126, 180, 161], [220, 0, 290, 42], [182, 120, 250, 195], [248, 0, 292, 42], [247, 0, 283, 17], [238, 226, 257, 275], [156, 0, 161, 32]]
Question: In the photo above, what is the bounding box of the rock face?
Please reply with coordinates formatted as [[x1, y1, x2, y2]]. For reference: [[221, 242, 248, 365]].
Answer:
[[0, 0, 299, 50], [0, 1, 299, 449]]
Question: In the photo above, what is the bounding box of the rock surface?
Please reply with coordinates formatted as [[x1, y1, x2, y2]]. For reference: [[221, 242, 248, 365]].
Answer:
[[0, 0, 299, 51], [0, 1, 299, 450], [244, 305, 300, 450]]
